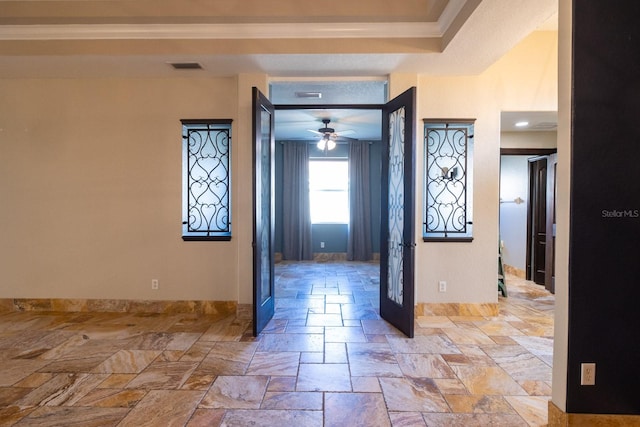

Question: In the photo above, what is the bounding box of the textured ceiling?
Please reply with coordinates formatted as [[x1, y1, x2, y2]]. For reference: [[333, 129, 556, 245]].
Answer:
[[276, 109, 383, 141], [501, 111, 558, 133]]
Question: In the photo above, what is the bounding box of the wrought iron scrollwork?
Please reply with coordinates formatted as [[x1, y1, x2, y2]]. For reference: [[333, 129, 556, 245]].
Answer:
[[424, 120, 474, 240], [181, 120, 232, 239], [388, 106, 405, 305]]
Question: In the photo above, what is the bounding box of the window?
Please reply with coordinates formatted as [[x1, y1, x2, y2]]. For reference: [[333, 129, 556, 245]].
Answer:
[[181, 119, 232, 241], [423, 119, 474, 241], [309, 159, 349, 224]]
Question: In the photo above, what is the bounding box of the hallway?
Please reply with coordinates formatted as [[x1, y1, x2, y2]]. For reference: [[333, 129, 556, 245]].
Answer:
[[0, 262, 553, 426]]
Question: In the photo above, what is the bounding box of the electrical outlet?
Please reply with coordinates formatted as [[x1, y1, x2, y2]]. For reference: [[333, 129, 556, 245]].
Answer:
[[320, 241, 325, 248], [581, 362, 596, 385], [151, 279, 159, 290], [439, 281, 447, 292]]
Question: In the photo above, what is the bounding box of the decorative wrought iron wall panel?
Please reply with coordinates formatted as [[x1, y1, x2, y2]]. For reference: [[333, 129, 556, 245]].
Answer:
[[181, 120, 232, 240], [388, 106, 405, 305], [424, 120, 474, 241]]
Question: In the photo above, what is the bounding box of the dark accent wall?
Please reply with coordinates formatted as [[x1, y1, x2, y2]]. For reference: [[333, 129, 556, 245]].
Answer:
[[568, 1, 640, 414], [274, 141, 381, 255]]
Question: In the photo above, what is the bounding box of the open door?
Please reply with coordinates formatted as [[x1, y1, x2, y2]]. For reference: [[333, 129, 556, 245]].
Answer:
[[380, 87, 416, 338], [252, 87, 275, 336], [526, 156, 547, 285], [545, 153, 557, 294]]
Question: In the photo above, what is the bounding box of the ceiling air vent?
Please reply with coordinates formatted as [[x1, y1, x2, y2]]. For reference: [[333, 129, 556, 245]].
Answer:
[[169, 62, 203, 70], [295, 91, 322, 99]]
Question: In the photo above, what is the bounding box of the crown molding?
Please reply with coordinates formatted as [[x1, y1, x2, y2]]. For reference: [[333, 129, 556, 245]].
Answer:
[[437, 0, 468, 33], [0, 22, 443, 41]]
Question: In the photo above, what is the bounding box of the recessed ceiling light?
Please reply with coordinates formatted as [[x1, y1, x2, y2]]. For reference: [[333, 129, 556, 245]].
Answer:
[[515, 121, 529, 127]]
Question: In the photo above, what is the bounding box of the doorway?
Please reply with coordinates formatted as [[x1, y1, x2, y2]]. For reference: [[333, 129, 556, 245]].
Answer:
[[253, 84, 417, 337], [499, 148, 556, 294], [499, 111, 558, 294]]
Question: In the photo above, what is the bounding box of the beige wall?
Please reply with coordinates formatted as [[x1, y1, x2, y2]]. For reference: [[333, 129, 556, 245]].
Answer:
[[0, 77, 241, 301], [415, 30, 558, 304], [0, 31, 558, 308], [501, 131, 557, 149]]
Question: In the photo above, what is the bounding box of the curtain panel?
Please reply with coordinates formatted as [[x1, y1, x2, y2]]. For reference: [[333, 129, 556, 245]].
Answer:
[[347, 141, 373, 261], [282, 142, 314, 260]]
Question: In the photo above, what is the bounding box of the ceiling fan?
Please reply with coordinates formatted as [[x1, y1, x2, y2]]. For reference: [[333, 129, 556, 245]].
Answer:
[[308, 118, 355, 151]]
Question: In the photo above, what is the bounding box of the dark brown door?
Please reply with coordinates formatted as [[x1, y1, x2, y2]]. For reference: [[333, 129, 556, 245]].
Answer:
[[527, 157, 547, 285], [545, 153, 557, 293], [252, 87, 275, 336], [380, 87, 416, 338]]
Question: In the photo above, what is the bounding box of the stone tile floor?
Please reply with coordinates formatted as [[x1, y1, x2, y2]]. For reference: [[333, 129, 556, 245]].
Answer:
[[0, 261, 554, 426]]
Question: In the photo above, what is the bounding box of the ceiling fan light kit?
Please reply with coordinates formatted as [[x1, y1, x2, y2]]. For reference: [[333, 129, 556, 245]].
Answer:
[[310, 118, 353, 151], [316, 134, 336, 151]]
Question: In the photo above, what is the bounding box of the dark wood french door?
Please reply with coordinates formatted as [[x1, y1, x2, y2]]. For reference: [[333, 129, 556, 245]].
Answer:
[[380, 87, 416, 338], [252, 86, 417, 338], [252, 87, 276, 336]]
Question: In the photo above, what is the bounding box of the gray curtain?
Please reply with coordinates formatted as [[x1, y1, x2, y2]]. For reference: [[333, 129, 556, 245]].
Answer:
[[282, 142, 313, 260], [347, 141, 373, 261]]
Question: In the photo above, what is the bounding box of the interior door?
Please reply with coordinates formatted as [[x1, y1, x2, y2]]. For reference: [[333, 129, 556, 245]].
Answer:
[[252, 87, 275, 336], [380, 87, 416, 338], [527, 156, 547, 285], [545, 153, 557, 293]]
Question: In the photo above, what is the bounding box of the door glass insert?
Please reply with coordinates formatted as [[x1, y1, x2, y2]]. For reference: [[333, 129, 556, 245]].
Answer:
[[260, 109, 272, 303], [387, 106, 405, 306]]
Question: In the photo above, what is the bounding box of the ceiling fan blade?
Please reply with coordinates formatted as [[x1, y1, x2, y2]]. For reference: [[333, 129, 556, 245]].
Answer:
[[307, 129, 323, 135], [334, 129, 355, 136], [331, 135, 359, 142]]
